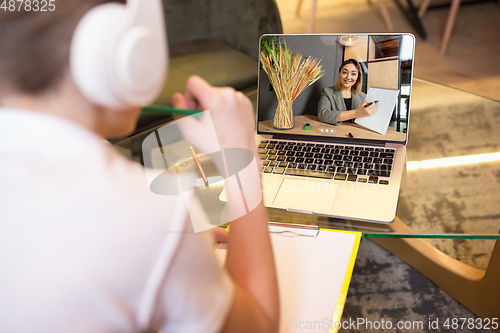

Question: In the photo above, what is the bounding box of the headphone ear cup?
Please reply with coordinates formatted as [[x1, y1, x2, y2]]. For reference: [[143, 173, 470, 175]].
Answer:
[[70, 0, 168, 109], [70, 3, 126, 108], [112, 0, 167, 107], [112, 23, 167, 106]]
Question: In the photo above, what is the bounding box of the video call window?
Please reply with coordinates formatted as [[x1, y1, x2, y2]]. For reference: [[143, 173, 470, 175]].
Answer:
[[257, 34, 414, 143]]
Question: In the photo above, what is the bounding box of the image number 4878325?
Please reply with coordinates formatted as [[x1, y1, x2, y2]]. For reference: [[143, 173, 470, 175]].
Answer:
[[1, 0, 55, 12]]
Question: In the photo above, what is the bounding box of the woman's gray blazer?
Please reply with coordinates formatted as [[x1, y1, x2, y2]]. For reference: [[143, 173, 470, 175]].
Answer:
[[317, 87, 366, 125]]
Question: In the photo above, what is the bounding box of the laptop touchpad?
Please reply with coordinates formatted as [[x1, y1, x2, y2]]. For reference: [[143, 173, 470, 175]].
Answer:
[[273, 178, 339, 213]]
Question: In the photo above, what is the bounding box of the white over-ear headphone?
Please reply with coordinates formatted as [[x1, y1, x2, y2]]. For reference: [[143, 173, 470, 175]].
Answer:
[[70, 0, 168, 109]]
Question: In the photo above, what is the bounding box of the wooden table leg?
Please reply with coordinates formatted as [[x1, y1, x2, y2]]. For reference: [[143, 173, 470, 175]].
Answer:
[[377, 0, 394, 30], [308, 0, 318, 33], [418, 0, 431, 18], [440, 0, 461, 56], [370, 217, 500, 319], [295, 0, 318, 33], [296, 0, 304, 16], [393, 0, 427, 39]]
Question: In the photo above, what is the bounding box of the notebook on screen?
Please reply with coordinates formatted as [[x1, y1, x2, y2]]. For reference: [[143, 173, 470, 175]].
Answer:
[[224, 33, 415, 223]]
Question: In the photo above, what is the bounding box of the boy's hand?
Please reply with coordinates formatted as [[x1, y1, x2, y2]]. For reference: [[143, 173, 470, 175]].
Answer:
[[172, 76, 257, 155], [173, 76, 262, 224], [210, 227, 229, 243]]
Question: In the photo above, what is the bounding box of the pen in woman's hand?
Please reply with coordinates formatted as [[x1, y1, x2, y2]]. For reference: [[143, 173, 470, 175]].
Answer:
[[364, 100, 379, 108]]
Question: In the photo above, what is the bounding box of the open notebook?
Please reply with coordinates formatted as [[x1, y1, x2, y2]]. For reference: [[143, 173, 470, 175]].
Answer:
[[216, 224, 361, 333]]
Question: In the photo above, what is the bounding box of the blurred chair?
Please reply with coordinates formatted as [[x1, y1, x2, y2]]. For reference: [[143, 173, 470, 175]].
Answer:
[[418, 0, 458, 57], [418, 0, 500, 56], [295, 0, 394, 33], [133, 0, 283, 136]]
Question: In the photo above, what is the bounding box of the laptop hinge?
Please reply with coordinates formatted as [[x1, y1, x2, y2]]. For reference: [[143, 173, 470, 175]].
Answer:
[[268, 134, 387, 147]]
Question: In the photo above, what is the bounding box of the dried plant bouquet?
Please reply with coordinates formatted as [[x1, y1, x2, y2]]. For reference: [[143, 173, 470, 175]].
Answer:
[[260, 37, 324, 129]]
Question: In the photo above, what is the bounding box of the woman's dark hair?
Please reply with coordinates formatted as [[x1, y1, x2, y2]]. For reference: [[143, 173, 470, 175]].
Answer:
[[334, 58, 363, 94], [0, 0, 124, 97]]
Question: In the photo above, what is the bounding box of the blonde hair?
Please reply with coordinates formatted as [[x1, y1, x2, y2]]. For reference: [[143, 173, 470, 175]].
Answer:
[[334, 58, 363, 94]]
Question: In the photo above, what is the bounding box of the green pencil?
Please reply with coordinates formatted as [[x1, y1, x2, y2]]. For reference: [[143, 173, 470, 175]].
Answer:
[[142, 104, 201, 116]]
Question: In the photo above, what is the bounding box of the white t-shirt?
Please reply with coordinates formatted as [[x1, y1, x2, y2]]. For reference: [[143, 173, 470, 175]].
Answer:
[[0, 108, 233, 333]]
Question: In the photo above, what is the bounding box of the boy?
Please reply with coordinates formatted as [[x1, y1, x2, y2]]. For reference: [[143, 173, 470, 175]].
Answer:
[[0, 1, 278, 332]]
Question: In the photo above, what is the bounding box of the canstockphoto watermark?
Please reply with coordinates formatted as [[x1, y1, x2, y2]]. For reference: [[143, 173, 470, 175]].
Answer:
[[290, 317, 424, 330], [290, 317, 499, 330]]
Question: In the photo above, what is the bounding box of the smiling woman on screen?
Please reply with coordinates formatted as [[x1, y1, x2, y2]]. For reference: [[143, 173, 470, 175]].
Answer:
[[317, 58, 375, 125]]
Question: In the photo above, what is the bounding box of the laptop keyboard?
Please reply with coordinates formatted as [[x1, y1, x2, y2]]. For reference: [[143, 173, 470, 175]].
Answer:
[[258, 140, 395, 185]]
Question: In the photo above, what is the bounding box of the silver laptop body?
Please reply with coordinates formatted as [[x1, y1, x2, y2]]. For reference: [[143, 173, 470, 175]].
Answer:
[[251, 33, 415, 224]]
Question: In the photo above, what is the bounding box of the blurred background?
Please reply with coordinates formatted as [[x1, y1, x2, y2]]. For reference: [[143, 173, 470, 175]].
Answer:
[[276, 0, 500, 101], [272, 0, 500, 327]]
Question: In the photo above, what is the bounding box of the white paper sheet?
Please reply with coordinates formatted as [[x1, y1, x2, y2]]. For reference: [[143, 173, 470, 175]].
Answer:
[[354, 87, 400, 135], [215, 225, 360, 333]]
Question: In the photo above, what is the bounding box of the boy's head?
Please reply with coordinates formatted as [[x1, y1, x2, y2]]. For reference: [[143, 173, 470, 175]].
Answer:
[[0, 0, 167, 138], [0, 1, 120, 97]]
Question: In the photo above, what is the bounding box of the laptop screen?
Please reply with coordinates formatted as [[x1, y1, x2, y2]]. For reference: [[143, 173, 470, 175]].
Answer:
[[256, 34, 415, 144]]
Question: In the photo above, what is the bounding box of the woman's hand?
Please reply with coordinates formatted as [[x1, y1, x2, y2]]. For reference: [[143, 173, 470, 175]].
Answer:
[[355, 100, 376, 118]]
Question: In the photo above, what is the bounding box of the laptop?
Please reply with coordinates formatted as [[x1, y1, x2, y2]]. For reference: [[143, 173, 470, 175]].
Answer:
[[251, 33, 415, 223]]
